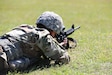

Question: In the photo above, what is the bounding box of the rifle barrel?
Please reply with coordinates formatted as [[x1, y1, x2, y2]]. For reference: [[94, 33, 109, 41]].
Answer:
[[66, 26, 80, 36], [74, 26, 80, 30]]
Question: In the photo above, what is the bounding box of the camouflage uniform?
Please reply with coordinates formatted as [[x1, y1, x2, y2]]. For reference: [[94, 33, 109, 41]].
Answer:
[[0, 24, 70, 72]]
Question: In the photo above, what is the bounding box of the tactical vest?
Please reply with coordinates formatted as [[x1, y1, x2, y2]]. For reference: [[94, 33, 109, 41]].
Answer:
[[0, 24, 42, 61]]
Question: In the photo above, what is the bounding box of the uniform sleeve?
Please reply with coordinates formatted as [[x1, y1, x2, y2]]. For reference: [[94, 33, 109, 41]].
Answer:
[[37, 34, 65, 60]]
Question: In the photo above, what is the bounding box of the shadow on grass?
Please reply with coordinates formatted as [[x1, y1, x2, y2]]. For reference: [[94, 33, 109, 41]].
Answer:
[[0, 58, 51, 75], [7, 58, 60, 75], [23, 58, 51, 73]]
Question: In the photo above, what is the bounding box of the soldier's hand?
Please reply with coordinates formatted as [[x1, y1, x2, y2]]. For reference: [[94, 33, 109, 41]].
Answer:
[[59, 38, 68, 47]]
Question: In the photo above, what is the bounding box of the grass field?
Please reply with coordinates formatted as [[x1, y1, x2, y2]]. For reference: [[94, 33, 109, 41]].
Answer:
[[0, 0, 112, 75]]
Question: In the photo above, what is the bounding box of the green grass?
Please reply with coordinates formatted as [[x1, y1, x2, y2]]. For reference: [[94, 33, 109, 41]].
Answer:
[[0, 0, 112, 75]]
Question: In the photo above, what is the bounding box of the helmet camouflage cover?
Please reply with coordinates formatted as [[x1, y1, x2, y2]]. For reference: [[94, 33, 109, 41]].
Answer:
[[36, 11, 65, 34]]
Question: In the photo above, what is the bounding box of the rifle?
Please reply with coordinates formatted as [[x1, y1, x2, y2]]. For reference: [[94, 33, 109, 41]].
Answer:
[[56, 24, 80, 49]]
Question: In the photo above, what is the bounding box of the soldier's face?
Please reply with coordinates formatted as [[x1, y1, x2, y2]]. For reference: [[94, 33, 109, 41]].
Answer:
[[50, 31, 56, 38]]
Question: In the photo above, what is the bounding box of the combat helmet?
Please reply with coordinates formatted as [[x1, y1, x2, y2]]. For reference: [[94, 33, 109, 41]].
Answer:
[[36, 11, 65, 34]]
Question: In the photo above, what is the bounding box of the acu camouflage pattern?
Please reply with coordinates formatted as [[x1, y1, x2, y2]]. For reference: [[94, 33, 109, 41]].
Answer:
[[36, 11, 65, 34], [0, 24, 69, 71]]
